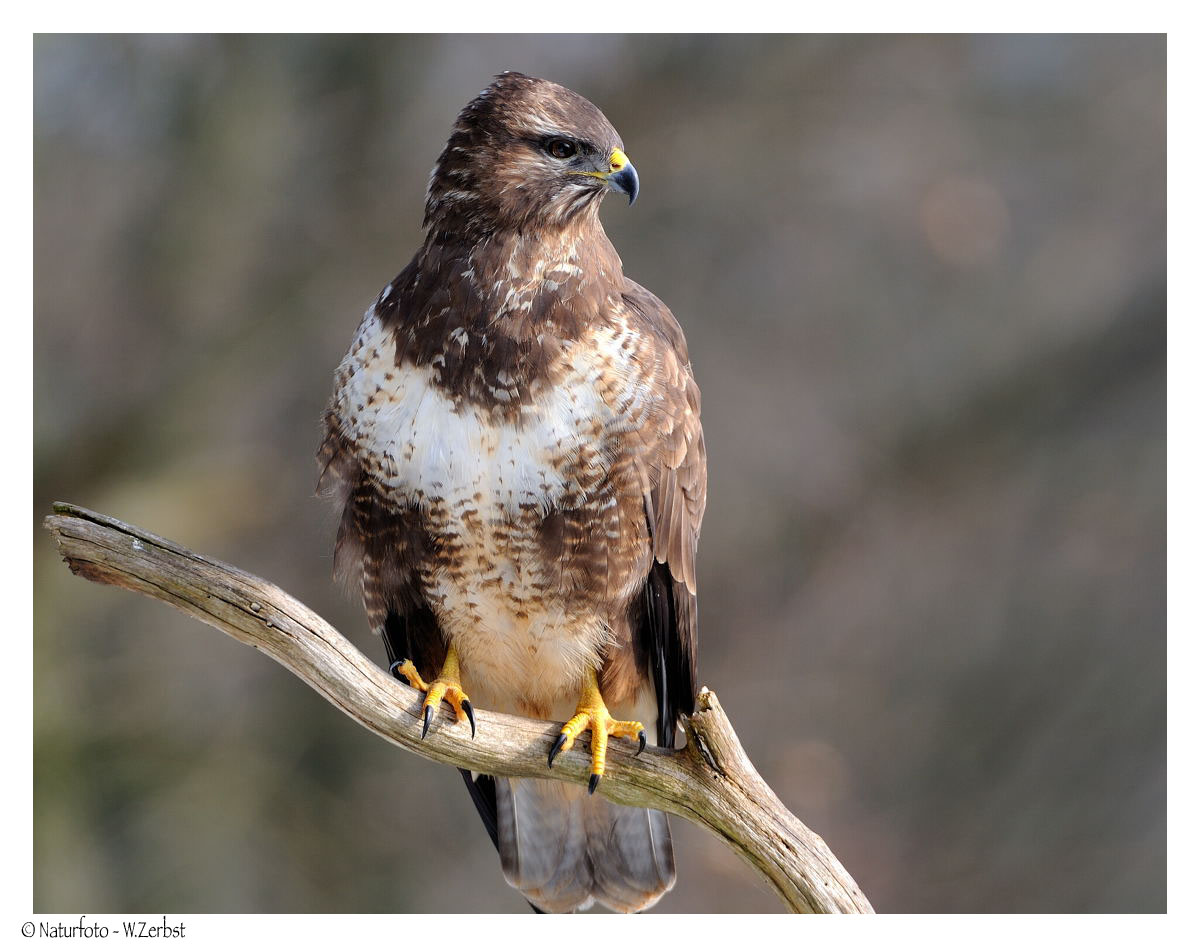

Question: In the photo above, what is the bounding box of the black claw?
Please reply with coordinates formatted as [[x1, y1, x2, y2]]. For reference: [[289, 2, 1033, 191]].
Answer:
[[588, 773, 601, 795], [548, 733, 568, 768], [422, 704, 433, 739], [462, 699, 476, 739], [636, 730, 647, 756], [388, 660, 405, 681]]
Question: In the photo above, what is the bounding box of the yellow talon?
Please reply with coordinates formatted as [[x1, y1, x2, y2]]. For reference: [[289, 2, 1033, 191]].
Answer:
[[391, 658, 427, 690], [548, 666, 646, 794], [391, 648, 476, 739]]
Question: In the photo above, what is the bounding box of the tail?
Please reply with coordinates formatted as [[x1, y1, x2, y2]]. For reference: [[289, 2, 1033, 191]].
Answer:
[[493, 777, 675, 913]]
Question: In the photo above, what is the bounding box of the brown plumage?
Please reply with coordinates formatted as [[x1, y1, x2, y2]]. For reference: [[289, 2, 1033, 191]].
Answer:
[[319, 72, 705, 913]]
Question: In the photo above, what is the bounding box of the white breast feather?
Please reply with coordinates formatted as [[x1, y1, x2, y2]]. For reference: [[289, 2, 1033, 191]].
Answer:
[[333, 307, 647, 712], [335, 307, 642, 515]]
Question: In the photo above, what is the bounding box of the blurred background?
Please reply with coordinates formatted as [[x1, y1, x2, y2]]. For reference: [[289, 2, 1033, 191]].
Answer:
[[33, 35, 1165, 913]]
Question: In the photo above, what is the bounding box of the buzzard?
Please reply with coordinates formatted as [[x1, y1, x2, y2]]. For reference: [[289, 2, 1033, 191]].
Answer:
[[319, 72, 705, 913]]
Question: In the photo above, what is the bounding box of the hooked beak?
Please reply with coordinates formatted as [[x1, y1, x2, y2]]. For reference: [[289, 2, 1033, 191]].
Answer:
[[605, 147, 639, 205]]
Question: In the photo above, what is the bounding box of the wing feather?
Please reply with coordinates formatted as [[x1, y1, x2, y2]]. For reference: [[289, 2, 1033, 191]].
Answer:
[[621, 281, 706, 748]]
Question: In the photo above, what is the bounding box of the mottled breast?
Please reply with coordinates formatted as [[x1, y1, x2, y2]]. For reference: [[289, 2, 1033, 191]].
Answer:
[[329, 306, 653, 711], [331, 307, 651, 511]]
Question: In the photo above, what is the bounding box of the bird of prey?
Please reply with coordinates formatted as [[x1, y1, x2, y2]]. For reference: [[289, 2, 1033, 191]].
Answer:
[[319, 72, 705, 913]]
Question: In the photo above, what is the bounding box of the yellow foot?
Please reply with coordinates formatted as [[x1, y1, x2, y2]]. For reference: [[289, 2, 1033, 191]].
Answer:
[[547, 667, 646, 794], [389, 652, 475, 739]]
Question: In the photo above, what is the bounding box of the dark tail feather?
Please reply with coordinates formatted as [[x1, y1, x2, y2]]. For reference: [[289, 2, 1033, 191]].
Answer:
[[459, 769, 499, 849], [458, 770, 545, 913]]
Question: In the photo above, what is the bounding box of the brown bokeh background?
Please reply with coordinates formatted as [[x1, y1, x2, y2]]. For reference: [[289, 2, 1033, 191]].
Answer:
[[33, 35, 1165, 912]]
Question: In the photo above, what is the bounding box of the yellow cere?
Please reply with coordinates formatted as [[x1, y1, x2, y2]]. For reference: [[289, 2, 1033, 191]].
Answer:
[[567, 148, 631, 181]]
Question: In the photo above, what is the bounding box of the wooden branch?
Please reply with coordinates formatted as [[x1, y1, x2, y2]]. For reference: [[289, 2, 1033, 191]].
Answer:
[[43, 502, 874, 914]]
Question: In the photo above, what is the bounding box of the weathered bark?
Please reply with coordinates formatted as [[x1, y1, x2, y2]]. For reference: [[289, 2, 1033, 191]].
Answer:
[[44, 502, 874, 914]]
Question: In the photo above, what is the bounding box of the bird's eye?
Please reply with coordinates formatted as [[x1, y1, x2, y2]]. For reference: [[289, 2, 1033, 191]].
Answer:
[[545, 138, 577, 160]]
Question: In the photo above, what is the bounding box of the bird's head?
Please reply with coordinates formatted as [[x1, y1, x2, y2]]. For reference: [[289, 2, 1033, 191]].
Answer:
[[424, 72, 639, 235]]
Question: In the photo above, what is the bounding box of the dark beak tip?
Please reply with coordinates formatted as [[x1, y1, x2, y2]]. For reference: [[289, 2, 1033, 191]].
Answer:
[[612, 163, 639, 206]]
